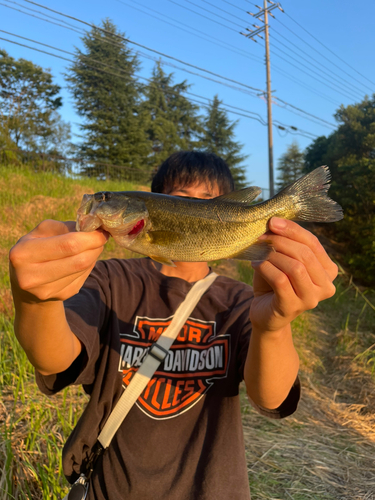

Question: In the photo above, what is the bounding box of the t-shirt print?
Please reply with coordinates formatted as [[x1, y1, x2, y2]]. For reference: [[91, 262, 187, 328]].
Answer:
[[119, 315, 231, 419]]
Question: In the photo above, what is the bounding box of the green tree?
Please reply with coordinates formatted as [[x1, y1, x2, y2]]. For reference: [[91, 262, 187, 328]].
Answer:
[[276, 141, 304, 191], [66, 19, 150, 181], [305, 95, 375, 285], [0, 49, 68, 154], [142, 62, 202, 171], [200, 95, 247, 189]]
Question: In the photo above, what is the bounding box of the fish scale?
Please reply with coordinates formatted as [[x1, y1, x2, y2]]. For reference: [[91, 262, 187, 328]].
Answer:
[[76, 166, 343, 266]]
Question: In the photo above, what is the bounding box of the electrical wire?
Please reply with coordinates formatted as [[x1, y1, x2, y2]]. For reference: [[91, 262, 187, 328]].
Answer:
[[270, 30, 364, 101], [276, 14, 375, 92], [3, 0, 338, 130], [0, 32, 263, 122], [1, 1, 264, 99], [165, 0, 240, 33], [4, 0, 263, 65], [270, 43, 360, 102], [0, 1, 83, 34], [0, 30, 322, 138], [284, 11, 375, 88], [115, 0, 263, 64], [221, 0, 250, 14], [19, 0, 265, 94], [271, 62, 341, 107], [199, 0, 248, 24], [181, 0, 245, 30], [271, 25, 368, 98], [274, 97, 336, 128]]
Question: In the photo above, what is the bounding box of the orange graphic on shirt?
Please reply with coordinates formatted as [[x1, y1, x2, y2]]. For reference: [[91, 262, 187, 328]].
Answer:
[[119, 316, 230, 419]]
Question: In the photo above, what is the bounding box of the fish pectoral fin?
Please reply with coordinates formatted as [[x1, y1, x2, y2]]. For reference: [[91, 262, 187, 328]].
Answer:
[[148, 230, 183, 246], [216, 186, 262, 204], [230, 240, 274, 261], [150, 255, 176, 267]]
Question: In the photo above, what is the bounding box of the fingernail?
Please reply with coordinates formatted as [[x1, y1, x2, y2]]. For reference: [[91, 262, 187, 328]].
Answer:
[[270, 217, 287, 229]]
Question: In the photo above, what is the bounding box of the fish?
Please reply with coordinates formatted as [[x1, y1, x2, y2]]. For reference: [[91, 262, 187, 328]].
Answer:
[[76, 165, 343, 266]]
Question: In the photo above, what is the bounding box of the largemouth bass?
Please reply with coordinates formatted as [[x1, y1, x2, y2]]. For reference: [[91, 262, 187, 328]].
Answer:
[[76, 166, 343, 266]]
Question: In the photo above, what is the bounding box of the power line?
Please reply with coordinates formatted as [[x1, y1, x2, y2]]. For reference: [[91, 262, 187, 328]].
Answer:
[[1, 1, 264, 99], [182, 0, 245, 29], [271, 26, 368, 98], [115, 0, 263, 64], [284, 11, 375, 88], [270, 30, 364, 101], [199, 0, 248, 25], [165, 0, 240, 33], [3, 0, 338, 130], [19, 0, 265, 94], [271, 62, 341, 107], [274, 97, 336, 129], [220, 0, 249, 14], [270, 42, 360, 102], [276, 14, 374, 93], [270, 40, 362, 103], [0, 31, 263, 122], [0, 30, 321, 139], [0, 29, 254, 107], [4, 0, 263, 65], [0, 1, 83, 35]]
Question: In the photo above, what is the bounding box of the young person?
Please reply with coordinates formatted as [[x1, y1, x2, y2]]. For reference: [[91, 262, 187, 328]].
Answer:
[[9, 151, 337, 499]]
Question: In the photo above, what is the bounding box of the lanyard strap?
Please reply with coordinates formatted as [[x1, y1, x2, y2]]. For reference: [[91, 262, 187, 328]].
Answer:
[[97, 272, 218, 448]]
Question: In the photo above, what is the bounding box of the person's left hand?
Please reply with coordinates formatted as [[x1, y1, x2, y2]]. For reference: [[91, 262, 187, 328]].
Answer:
[[250, 217, 338, 333]]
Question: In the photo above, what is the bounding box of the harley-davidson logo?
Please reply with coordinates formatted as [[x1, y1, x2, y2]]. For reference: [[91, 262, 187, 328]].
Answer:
[[119, 316, 230, 419]]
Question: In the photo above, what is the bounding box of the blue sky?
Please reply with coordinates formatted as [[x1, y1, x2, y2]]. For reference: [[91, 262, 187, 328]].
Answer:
[[1, 0, 374, 190]]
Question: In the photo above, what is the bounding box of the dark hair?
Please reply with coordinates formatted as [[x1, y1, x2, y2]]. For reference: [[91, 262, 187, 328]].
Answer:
[[151, 151, 235, 195]]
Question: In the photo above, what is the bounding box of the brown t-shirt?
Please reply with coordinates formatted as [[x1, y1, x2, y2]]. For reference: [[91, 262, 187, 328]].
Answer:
[[36, 258, 300, 500]]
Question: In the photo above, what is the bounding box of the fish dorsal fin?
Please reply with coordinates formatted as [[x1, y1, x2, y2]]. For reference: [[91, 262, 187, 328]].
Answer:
[[216, 187, 262, 204]]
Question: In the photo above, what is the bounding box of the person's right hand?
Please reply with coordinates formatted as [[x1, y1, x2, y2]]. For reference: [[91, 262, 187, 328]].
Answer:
[[9, 219, 109, 304]]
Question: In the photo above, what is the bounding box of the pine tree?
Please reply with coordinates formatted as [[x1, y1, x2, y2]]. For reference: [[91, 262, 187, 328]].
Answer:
[[66, 19, 150, 181], [142, 62, 202, 171], [200, 95, 247, 189], [276, 141, 304, 191]]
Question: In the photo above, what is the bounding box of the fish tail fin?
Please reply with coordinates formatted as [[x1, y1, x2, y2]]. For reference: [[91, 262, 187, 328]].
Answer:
[[278, 166, 343, 223]]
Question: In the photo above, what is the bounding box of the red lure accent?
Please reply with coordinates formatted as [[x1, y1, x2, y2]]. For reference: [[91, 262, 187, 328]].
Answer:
[[128, 219, 145, 236]]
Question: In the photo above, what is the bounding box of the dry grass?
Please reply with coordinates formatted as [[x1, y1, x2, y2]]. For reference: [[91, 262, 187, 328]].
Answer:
[[240, 303, 375, 500], [1, 169, 375, 499]]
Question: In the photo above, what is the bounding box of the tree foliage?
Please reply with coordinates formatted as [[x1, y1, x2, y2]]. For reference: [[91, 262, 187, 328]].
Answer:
[[66, 19, 150, 181], [0, 49, 69, 156], [142, 62, 202, 171], [305, 95, 375, 285], [276, 141, 304, 192], [200, 95, 247, 189]]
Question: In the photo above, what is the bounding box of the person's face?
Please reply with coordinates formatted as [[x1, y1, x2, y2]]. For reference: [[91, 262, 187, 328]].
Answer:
[[167, 182, 222, 199]]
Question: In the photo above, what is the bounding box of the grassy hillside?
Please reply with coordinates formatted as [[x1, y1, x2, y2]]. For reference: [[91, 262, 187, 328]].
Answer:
[[1, 166, 375, 499]]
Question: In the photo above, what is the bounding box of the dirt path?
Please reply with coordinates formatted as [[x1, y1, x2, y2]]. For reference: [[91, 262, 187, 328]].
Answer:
[[214, 260, 375, 500]]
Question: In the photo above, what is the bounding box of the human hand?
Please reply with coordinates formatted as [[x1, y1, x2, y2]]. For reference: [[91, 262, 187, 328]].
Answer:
[[250, 217, 337, 333], [9, 219, 109, 304]]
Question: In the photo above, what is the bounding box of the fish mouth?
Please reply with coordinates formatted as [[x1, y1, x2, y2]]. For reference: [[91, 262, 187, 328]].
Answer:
[[77, 214, 146, 239], [76, 213, 102, 232]]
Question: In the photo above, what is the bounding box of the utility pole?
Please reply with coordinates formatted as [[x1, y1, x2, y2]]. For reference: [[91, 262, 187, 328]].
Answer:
[[241, 1, 283, 198]]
